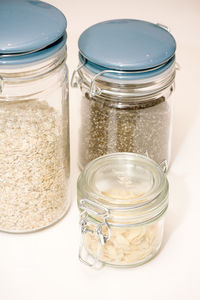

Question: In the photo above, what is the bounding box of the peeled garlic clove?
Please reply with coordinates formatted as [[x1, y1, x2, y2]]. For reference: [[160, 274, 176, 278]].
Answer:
[[112, 233, 130, 248]]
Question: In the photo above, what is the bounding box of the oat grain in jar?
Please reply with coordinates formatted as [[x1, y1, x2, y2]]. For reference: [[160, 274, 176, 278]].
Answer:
[[0, 0, 70, 232], [72, 19, 177, 171], [77, 153, 169, 268]]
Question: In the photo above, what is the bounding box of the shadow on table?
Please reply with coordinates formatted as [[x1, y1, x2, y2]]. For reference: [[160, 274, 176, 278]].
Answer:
[[161, 172, 189, 249], [170, 67, 200, 164]]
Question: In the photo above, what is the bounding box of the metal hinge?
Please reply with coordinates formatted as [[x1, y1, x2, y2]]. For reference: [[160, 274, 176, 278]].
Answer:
[[79, 198, 111, 268], [0, 76, 3, 94]]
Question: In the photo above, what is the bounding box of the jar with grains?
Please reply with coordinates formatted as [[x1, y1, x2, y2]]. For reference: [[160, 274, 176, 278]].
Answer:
[[77, 153, 169, 268], [0, 0, 70, 233], [72, 19, 177, 172]]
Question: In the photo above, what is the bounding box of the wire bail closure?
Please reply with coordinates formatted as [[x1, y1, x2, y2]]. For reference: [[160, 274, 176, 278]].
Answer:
[[0, 76, 3, 94], [79, 198, 111, 268], [71, 56, 87, 89], [156, 23, 170, 32], [71, 60, 85, 88], [71, 60, 176, 98], [144, 150, 168, 173]]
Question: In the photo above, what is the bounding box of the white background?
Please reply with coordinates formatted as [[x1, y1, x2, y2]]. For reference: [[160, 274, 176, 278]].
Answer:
[[1, 0, 200, 299]]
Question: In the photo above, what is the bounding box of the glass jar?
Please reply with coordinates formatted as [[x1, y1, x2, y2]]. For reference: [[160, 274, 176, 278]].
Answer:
[[72, 19, 177, 171], [0, 0, 70, 233], [77, 153, 169, 268]]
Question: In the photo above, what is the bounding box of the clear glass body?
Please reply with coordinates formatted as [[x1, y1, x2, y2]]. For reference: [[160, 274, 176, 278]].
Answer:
[[78, 64, 175, 171], [77, 153, 168, 268], [0, 47, 70, 233], [83, 217, 164, 267]]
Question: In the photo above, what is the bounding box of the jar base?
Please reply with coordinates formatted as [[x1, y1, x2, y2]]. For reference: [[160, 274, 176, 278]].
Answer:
[[95, 243, 162, 268], [0, 200, 72, 234]]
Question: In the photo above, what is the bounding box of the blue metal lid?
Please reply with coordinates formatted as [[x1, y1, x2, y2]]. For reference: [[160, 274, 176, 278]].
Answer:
[[78, 19, 176, 72], [0, 0, 67, 65]]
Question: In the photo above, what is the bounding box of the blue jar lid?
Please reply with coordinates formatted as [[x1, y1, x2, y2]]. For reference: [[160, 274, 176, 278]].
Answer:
[[79, 53, 175, 81], [78, 19, 176, 72], [0, 34, 67, 66], [0, 0, 67, 64]]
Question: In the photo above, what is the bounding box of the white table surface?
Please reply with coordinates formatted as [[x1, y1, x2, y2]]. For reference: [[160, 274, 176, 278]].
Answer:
[[1, 0, 200, 299]]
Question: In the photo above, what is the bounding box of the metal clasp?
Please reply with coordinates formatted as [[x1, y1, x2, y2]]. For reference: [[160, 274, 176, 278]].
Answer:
[[71, 59, 86, 88], [0, 76, 3, 94], [156, 23, 170, 32], [144, 151, 168, 173], [160, 160, 168, 173], [175, 62, 181, 71], [156, 23, 181, 72], [79, 198, 110, 268]]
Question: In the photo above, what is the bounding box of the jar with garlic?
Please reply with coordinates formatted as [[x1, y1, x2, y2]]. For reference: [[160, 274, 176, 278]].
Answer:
[[77, 153, 169, 267]]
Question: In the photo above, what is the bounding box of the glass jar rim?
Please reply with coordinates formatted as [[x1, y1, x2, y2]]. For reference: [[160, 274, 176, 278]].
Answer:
[[77, 153, 169, 225]]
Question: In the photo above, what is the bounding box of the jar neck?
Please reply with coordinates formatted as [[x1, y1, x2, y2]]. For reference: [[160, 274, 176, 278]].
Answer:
[[0, 46, 67, 80], [0, 46, 67, 99], [77, 60, 176, 100], [77, 153, 169, 226]]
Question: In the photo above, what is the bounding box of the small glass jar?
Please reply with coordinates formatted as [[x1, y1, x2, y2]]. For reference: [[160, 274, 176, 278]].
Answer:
[[72, 19, 177, 171], [0, 0, 70, 232], [77, 153, 169, 268]]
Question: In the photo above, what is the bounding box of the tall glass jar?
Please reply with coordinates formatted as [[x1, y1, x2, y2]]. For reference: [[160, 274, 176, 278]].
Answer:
[[77, 153, 169, 268], [0, 0, 70, 232], [72, 19, 177, 171]]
